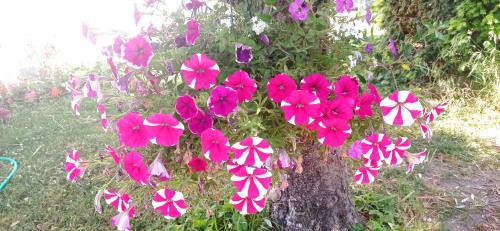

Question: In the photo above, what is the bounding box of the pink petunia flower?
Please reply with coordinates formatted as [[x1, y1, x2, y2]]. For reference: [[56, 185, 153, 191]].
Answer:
[[152, 189, 187, 219], [122, 35, 154, 69], [200, 128, 230, 163], [117, 112, 149, 148], [186, 19, 200, 45], [181, 53, 220, 90], [104, 189, 131, 213], [367, 83, 381, 103], [188, 156, 207, 172], [175, 95, 199, 120], [316, 118, 351, 147], [267, 73, 297, 103], [186, 0, 204, 10], [123, 151, 150, 185], [111, 207, 132, 231], [65, 149, 85, 182], [143, 113, 184, 147], [187, 110, 213, 136], [348, 140, 363, 160], [355, 92, 375, 119], [230, 192, 267, 215], [353, 167, 378, 185], [333, 75, 358, 107], [361, 133, 392, 161], [207, 86, 239, 117], [224, 70, 257, 102], [231, 166, 272, 198], [232, 137, 273, 167], [324, 98, 354, 121], [380, 90, 423, 126], [148, 154, 170, 181], [105, 145, 120, 165], [300, 73, 332, 99], [288, 0, 309, 21], [385, 137, 411, 166], [227, 159, 245, 174], [281, 90, 321, 126]]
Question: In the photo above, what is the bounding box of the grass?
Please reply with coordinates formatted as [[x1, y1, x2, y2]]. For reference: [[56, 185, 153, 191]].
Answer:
[[1, 93, 498, 230]]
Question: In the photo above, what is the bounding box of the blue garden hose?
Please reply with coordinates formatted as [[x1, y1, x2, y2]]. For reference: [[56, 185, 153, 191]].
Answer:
[[0, 157, 17, 191]]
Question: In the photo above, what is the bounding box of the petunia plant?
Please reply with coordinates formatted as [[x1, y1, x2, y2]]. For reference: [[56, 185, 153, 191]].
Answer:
[[64, 0, 448, 230]]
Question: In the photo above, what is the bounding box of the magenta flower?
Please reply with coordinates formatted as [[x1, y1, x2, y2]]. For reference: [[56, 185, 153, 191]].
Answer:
[[424, 102, 448, 123], [152, 189, 187, 219], [123, 151, 150, 185], [107, 57, 118, 79], [367, 83, 381, 103], [365, 9, 372, 25], [361, 133, 392, 161], [348, 140, 363, 160], [187, 110, 213, 136], [355, 92, 375, 119], [419, 119, 432, 142], [111, 208, 132, 231], [336, 0, 353, 13], [83, 74, 102, 101], [324, 98, 354, 121], [148, 154, 170, 181], [105, 145, 120, 165], [175, 95, 199, 120], [364, 43, 373, 54], [232, 137, 273, 167], [300, 73, 332, 99], [208, 85, 239, 117], [117, 112, 149, 148], [277, 149, 295, 170], [353, 167, 378, 185], [317, 118, 351, 147], [281, 90, 321, 126], [104, 189, 131, 213], [235, 43, 253, 64], [224, 70, 257, 102], [230, 192, 266, 215], [385, 137, 411, 166], [134, 4, 141, 25], [267, 73, 297, 103], [333, 75, 359, 107], [123, 35, 154, 69], [180, 53, 220, 90], [97, 103, 107, 131], [201, 128, 230, 163], [113, 36, 123, 56], [188, 156, 207, 172], [186, 0, 204, 10], [389, 38, 398, 57], [231, 166, 272, 198], [143, 113, 185, 147], [260, 34, 270, 45], [379, 90, 423, 126], [186, 19, 200, 45], [288, 0, 309, 21], [65, 149, 85, 183]]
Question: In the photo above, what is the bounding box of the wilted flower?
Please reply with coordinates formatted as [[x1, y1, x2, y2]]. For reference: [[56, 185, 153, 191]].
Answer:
[[348, 140, 363, 159], [175, 34, 187, 48], [389, 38, 398, 57], [235, 43, 253, 64], [288, 0, 309, 21], [186, 19, 200, 45], [148, 154, 170, 181], [277, 149, 295, 170]]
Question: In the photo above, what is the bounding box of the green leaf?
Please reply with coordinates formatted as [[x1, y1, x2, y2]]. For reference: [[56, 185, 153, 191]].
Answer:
[[264, 0, 276, 5]]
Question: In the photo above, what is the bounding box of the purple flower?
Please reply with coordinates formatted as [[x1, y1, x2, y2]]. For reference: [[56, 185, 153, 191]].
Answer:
[[336, 0, 353, 13], [389, 38, 398, 57], [365, 43, 373, 54], [175, 34, 187, 48], [288, 0, 308, 21], [277, 149, 295, 170], [235, 43, 253, 64], [260, 34, 270, 45], [348, 140, 363, 160], [365, 9, 372, 25]]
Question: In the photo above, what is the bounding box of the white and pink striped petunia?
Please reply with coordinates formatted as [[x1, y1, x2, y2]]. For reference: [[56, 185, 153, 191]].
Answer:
[[65, 149, 85, 182], [424, 102, 448, 124], [152, 188, 187, 219], [232, 137, 273, 167], [97, 103, 107, 131], [180, 53, 220, 90], [419, 120, 433, 142], [143, 113, 184, 147], [82, 74, 103, 102], [280, 90, 321, 126], [104, 189, 131, 213], [363, 158, 383, 170], [384, 137, 411, 166], [353, 167, 379, 185], [229, 192, 267, 215], [231, 166, 272, 198], [406, 150, 428, 173], [200, 128, 230, 163], [379, 90, 423, 126], [227, 160, 244, 174], [361, 133, 392, 161]]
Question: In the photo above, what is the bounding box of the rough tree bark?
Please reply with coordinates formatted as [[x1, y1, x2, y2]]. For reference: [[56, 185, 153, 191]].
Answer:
[[271, 142, 364, 231]]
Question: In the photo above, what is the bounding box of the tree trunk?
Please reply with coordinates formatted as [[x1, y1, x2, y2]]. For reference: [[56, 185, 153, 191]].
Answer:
[[271, 142, 364, 231]]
